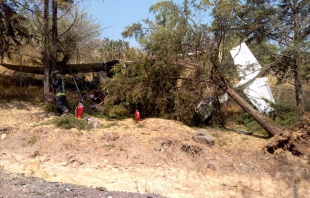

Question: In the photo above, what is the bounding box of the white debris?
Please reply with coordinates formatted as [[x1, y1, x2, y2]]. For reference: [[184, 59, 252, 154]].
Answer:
[[243, 77, 275, 114], [230, 42, 262, 86], [230, 42, 275, 114]]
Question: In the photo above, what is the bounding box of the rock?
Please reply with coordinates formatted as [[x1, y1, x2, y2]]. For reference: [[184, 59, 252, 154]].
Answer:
[[40, 154, 50, 163], [86, 117, 101, 130], [14, 155, 23, 162], [30, 150, 40, 158], [193, 129, 215, 146], [207, 163, 217, 170], [1, 133, 6, 140]]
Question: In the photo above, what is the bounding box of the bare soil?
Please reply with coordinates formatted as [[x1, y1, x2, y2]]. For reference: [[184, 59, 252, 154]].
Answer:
[[0, 100, 309, 198]]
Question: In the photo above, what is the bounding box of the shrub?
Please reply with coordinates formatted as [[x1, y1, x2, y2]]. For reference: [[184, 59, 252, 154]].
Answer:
[[28, 136, 37, 146], [107, 104, 130, 119], [237, 100, 302, 134], [237, 113, 267, 135], [269, 100, 301, 127], [52, 114, 91, 130]]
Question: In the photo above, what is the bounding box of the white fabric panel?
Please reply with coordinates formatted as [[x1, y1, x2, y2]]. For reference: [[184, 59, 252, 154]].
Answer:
[[243, 77, 275, 114], [230, 42, 262, 86]]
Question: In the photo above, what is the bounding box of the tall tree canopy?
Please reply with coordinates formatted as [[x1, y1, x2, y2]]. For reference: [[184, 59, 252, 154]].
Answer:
[[19, 0, 102, 102], [0, 0, 30, 60], [117, 0, 284, 135], [227, 0, 310, 111], [105, 0, 223, 124]]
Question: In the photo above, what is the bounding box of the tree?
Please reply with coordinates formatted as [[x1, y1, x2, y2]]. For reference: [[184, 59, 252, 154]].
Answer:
[[11, 0, 73, 102], [18, 0, 102, 103], [58, 6, 102, 64], [208, 0, 280, 136], [112, 0, 214, 123], [119, 0, 281, 135], [208, 0, 310, 135], [277, 0, 310, 112], [43, 0, 51, 103], [43, 0, 74, 103], [0, 0, 30, 61], [94, 38, 130, 83], [98, 38, 130, 62], [233, 0, 310, 112]]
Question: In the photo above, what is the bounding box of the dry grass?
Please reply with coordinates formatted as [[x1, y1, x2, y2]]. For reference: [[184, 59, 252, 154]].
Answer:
[[0, 68, 43, 101]]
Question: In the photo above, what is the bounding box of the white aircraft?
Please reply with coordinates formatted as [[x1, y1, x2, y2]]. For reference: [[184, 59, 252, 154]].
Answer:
[[230, 42, 275, 114], [196, 42, 275, 121]]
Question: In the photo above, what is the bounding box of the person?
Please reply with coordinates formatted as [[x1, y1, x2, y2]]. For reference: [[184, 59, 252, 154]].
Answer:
[[51, 70, 69, 116]]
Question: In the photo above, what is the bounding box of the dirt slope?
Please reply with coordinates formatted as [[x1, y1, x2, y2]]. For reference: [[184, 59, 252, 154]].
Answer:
[[0, 100, 309, 198]]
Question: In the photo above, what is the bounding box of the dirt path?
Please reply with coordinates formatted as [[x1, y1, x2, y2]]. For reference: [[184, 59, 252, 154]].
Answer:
[[0, 100, 309, 198]]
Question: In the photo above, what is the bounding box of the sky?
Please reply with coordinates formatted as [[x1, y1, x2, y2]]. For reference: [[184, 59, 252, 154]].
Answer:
[[82, 0, 186, 47]]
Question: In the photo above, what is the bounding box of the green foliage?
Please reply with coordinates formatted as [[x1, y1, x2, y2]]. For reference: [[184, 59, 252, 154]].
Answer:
[[269, 100, 301, 127], [107, 1, 219, 125], [102, 48, 210, 124], [98, 38, 130, 61], [52, 114, 91, 130], [28, 136, 37, 146], [0, 1, 31, 60], [209, 109, 226, 128], [7, 0, 308, 134], [95, 186, 107, 191], [107, 104, 130, 119], [237, 100, 301, 134], [44, 103, 55, 112], [237, 113, 268, 135]]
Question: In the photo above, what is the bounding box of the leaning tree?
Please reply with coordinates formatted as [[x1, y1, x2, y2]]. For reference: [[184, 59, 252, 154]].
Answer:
[[119, 0, 280, 136]]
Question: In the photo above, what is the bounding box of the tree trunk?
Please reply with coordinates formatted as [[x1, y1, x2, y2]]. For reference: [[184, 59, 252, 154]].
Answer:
[[293, 1, 304, 112], [51, 0, 58, 71], [43, 0, 53, 103], [225, 86, 279, 136], [97, 71, 107, 84], [294, 55, 303, 111]]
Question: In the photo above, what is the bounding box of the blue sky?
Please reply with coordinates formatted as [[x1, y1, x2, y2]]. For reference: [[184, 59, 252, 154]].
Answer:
[[83, 0, 186, 47]]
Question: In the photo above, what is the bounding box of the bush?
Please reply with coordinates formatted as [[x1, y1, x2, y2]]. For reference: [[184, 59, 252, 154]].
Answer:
[[44, 103, 55, 112], [52, 114, 92, 130], [237, 113, 267, 135], [107, 104, 130, 119], [269, 100, 301, 127], [237, 100, 302, 134], [209, 110, 226, 128]]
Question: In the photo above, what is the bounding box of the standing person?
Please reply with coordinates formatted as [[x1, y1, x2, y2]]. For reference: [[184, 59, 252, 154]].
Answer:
[[51, 70, 69, 115]]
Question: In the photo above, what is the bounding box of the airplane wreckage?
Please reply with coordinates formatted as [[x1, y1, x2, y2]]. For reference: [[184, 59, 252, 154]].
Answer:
[[195, 42, 275, 122], [1, 43, 275, 118]]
